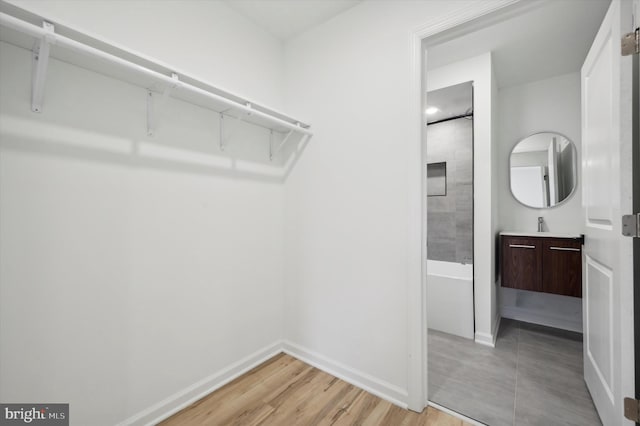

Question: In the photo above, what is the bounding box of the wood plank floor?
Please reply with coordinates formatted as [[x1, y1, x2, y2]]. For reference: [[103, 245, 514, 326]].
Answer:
[[159, 353, 473, 426]]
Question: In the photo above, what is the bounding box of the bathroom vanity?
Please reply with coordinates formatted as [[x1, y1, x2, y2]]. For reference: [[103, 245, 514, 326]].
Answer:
[[500, 232, 583, 298]]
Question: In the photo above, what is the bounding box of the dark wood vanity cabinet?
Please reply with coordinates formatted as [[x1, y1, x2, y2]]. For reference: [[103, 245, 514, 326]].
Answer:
[[501, 235, 582, 298], [501, 236, 543, 292], [541, 238, 582, 297]]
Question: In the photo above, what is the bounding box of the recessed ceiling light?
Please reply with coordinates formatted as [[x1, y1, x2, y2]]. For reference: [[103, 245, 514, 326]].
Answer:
[[425, 107, 439, 115]]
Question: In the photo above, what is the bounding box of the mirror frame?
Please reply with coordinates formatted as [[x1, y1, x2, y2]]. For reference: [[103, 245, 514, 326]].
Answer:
[[509, 131, 578, 209]]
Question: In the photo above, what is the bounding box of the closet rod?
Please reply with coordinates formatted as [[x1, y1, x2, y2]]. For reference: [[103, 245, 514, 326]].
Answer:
[[0, 12, 313, 136]]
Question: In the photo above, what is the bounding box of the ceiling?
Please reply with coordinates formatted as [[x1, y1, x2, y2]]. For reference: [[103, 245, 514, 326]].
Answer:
[[222, 0, 610, 90], [426, 82, 473, 124], [426, 0, 610, 88], [223, 0, 362, 41]]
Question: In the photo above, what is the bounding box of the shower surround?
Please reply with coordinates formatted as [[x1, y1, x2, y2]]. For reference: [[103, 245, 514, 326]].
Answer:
[[427, 116, 473, 264]]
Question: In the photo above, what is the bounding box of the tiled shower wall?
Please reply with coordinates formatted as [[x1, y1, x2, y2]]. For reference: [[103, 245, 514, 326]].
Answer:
[[426, 117, 473, 263]]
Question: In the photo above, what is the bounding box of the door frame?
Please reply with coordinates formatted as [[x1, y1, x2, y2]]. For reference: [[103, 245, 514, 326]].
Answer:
[[406, 0, 520, 411], [635, 55, 639, 425], [406, 0, 636, 418], [407, 0, 637, 414]]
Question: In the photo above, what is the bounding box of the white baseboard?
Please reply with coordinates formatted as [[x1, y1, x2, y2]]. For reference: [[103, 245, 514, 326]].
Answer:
[[282, 340, 408, 408], [474, 313, 501, 347], [117, 340, 411, 425], [428, 401, 486, 426], [474, 331, 494, 347], [492, 314, 502, 343], [501, 306, 582, 333], [116, 341, 283, 426]]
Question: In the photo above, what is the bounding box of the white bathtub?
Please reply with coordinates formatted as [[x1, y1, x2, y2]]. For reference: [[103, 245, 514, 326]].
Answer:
[[427, 260, 474, 339]]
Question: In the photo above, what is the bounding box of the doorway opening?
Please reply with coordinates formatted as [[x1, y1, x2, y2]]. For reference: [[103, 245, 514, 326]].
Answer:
[[416, 0, 617, 424]]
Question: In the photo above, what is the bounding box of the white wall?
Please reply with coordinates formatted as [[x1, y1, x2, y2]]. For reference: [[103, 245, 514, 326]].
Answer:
[[281, 0, 492, 406], [497, 72, 583, 332], [0, 2, 286, 425], [4, 0, 284, 110], [427, 53, 497, 346], [498, 72, 582, 233]]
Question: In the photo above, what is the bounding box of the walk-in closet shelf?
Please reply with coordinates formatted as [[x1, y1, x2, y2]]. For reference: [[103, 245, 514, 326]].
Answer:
[[0, 4, 312, 155]]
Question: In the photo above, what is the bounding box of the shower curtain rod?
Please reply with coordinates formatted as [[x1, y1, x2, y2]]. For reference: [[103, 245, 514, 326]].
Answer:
[[426, 112, 473, 126]]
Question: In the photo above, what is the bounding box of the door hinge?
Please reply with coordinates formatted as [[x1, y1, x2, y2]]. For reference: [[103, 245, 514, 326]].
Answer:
[[622, 213, 640, 238], [621, 27, 639, 55], [624, 397, 640, 422]]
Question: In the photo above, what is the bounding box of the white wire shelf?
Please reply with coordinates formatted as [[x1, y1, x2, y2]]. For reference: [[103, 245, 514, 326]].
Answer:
[[0, 2, 312, 145]]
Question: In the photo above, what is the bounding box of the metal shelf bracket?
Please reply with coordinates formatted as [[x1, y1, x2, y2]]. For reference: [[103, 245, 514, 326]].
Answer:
[[219, 112, 224, 151], [31, 21, 54, 113], [269, 122, 304, 161], [219, 107, 251, 151], [147, 72, 180, 136], [270, 129, 294, 161]]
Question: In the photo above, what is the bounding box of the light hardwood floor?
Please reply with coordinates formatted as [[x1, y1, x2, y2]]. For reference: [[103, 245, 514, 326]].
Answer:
[[159, 353, 473, 426]]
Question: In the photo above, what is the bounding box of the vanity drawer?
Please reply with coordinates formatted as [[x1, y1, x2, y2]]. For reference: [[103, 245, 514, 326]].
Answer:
[[542, 239, 582, 297], [501, 236, 542, 292]]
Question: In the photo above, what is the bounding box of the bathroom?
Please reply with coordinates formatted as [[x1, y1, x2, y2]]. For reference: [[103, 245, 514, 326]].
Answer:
[[423, 1, 617, 425]]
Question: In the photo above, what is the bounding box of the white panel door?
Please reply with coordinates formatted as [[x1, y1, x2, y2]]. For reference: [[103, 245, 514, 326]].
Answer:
[[581, 1, 634, 425]]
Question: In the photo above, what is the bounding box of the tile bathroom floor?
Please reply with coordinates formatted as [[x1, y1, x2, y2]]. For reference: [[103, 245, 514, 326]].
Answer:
[[428, 319, 601, 426]]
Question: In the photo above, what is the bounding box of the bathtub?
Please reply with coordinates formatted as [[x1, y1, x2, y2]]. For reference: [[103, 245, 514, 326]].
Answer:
[[427, 260, 474, 339]]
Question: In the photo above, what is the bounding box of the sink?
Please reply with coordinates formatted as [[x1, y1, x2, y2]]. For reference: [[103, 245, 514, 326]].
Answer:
[[500, 231, 583, 239]]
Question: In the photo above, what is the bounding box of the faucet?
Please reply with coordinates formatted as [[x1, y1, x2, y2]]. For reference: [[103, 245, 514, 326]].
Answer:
[[538, 217, 544, 232]]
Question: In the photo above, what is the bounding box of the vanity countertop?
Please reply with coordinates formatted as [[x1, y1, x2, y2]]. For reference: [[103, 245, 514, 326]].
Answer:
[[500, 231, 583, 239]]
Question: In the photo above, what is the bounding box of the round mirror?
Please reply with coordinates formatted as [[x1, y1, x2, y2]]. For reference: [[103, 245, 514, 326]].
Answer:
[[509, 132, 577, 208]]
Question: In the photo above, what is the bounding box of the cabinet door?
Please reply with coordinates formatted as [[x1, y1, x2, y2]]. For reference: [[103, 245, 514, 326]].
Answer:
[[542, 238, 582, 297], [501, 236, 542, 292]]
